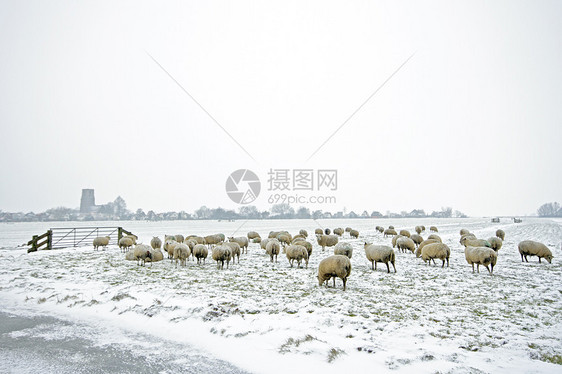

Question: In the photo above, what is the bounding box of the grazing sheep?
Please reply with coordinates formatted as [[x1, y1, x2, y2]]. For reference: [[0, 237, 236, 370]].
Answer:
[[333, 242, 353, 258], [317, 255, 352, 291], [496, 229, 505, 241], [464, 246, 497, 274], [388, 225, 395, 230], [124, 250, 135, 261], [298, 241, 313, 258], [193, 244, 209, 264], [314, 228, 323, 235], [228, 236, 249, 254], [133, 244, 153, 266], [420, 225, 426, 231], [487, 237, 503, 251], [460, 229, 470, 236], [420, 243, 450, 267], [349, 229, 359, 239], [266, 239, 281, 263], [459, 233, 477, 245], [399, 229, 411, 238], [384, 228, 398, 237], [460, 236, 491, 248], [260, 238, 271, 250], [276, 233, 292, 248], [333, 228, 344, 236], [125, 234, 138, 245], [184, 238, 198, 253], [430, 226, 438, 232], [415, 239, 440, 258], [292, 236, 306, 244], [252, 237, 262, 244], [225, 242, 241, 263], [410, 234, 423, 247], [316, 234, 339, 251], [286, 244, 309, 268], [173, 243, 191, 267], [150, 237, 162, 250], [376, 226, 384, 233], [427, 234, 442, 242], [268, 231, 281, 239], [204, 234, 222, 247], [118, 237, 134, 253], [188, 236, 206, 245], [164, 238, 178, 259], [518, 240, 553, 264], [364, 243, 396, 273], [174, 234, 184, 244], [247, 231, 260, 240], [299, 229, 308, 238], [93, 236, 110, 251], [391, 235, 401, 248], [397, 237, 416, 254], [415, 226, 422, 235], [212, 245, 231, 269], [324, 228, 331, 235], [345, 227, 352, 233]]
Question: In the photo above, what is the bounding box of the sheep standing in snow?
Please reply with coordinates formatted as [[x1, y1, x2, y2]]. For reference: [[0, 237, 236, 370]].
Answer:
[[173, 243, 191, 267], [415, 239, 440, 258], [324, 228, 331, 235], [133, 244, 153, 266], [163, 238, 178, 260], [212, 245, 231, 269], [487, 237, 503, 251], [391, 235, 401, 248], [415, 226, 422, 235], [276, 233, 292, 249], [225, 241, 241, 264], [286, 244, 309, 268], [204, 234, 222, 247], [460, 229, 470, 236], [376, 226, 384, 233], [316, 234, 339, 251], [460, 236, 490, 248], [118, 237, 134, 253], [266, 239, 281, 263], [247, 231, 260, 240], [496, 229, 505, 240], [93, 236, 110, 251], [333, 242, 353, 258], [333, 228, 344, 236], [420, 243, 450, 267], [314, 228, 323, 235], [147, 248, 164, 262], [192, 244, 209, 264], [427, 234, 442, 242], [397, 237, 416, 254], [399, 229, 411, 238], [299, 229, 308, 238], [518, 240, 553, 263], [364, 243, 396, 273], [260, 238, 271, 250], [150, 237, 162, 250], [430, 226, 438, 232], [349, 229, 359, 239], [464, 246, 497, 274], [410, 234, 423, 248], [317, 255, 352, 291], [228, 236, 249, 254], [384, 228, 398, 237]]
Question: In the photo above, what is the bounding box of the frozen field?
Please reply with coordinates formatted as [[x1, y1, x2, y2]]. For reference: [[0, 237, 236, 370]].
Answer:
[[0, 218, 561, 373]]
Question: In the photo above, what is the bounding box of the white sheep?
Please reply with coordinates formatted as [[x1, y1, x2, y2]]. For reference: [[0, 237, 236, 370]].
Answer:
[[150, 236, 162, 250], [299, 229, 308, 238], [410, 234, 423, 247], [133, 244, 153, 266], [147, 248, 164, 262], [333, 227, 344, 236], [173, 243, 191, 267], [415, 239, 440, 258], [464, 246, 497, 274], [459, 229, 470, 236], [204, 234, 222, 247], [314, 228, 323, 235], [225, 241, 241, 264], [487, 237, 503, 251], [430, 226, 438, 232], [228, 236, 249, 254], [415, 226, 422, 235], [391, 235, 401, 248], [286, 244, 309, 268], [247, 231, 260, 240], [384, 228, 398, 237], [192, 244, 209, 264], [93, 236, 110, 251], [118, 236, 134, 253], [163, 238, 178, 260], [420, 243, 450, 267], [317, 255, 352, 291], [316, 234, 339, 251], [397, 236, 416, 254], [260, 238, 271, 250], [349, 229, 359, 239], [427, 234, 442, 242], [333, 242, 353, 258], [460, 236, 491, 248], [375, 226, 384, 233], [364, 243, 396, 273], [266, 239, 281, 263], [212, 245, 231, 269], [496, 229, 506, 241], [518, 240, 553, 264], [399, 229, 411, 238]]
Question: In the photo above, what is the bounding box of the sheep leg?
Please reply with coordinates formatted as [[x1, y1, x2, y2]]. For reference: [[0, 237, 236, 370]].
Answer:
[[472, 263, 475, 272], [539, 257, 542, 263], [441, 259, 445, 268], [385, 262, 390, 273], [372, 261, 375, 270], [342, 277, 347, 291], [391, 262, 396, 273], [490, 263, 494, 274], [476, 264, 480, 273], [332, 277, 336, 288]]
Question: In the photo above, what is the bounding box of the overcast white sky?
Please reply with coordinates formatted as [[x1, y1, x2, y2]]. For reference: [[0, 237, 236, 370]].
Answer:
[[1, 0, 560, 217]]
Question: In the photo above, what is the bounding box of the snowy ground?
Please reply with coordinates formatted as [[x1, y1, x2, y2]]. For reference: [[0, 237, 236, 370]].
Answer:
[[1, 218, 561, 373]]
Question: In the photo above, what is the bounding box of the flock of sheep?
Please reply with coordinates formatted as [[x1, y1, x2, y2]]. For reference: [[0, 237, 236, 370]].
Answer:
[[91, 224, 554, 291]]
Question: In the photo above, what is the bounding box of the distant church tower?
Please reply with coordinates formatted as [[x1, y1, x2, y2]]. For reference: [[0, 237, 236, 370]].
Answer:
[[80, 189, 96, 213]]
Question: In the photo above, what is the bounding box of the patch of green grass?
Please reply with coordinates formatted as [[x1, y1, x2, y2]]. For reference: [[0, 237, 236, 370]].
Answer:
[[279, 334, 317, 354], [37, 297, 46, 304], [539, 353, 562, 365]]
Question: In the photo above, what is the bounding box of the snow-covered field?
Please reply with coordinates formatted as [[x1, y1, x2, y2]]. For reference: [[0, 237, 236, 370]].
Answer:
[[1, 218, 561, 373]]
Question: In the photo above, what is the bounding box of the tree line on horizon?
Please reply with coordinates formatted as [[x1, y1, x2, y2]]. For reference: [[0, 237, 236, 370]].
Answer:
[[0, 196, 471, 222]]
